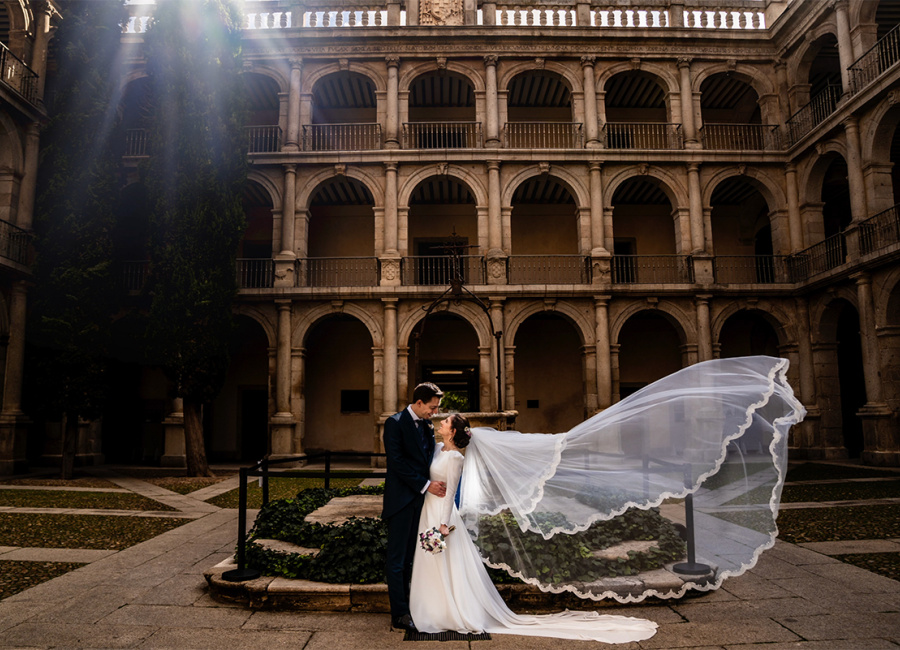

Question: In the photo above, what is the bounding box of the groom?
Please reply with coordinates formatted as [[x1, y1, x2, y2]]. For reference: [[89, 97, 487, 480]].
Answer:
[[382, 382, 447, 632]]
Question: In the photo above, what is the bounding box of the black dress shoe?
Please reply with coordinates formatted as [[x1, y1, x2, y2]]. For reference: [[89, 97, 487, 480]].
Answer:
[[391, 614, 417, 632]]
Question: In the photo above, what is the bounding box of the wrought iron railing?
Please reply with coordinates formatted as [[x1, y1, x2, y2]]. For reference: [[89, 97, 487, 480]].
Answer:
[[0, 219, 30, 266], [849, 24, 900, 95], [859, 204, 900, 256], [303, 123, 381, 151], [507, 255, 590, 284], [0, 41, 38, 105], [124, 129, 149, 157], [503, 122, 583, 148], [122, 260, 148, 292], [699, 124, 779, 150], [611, 255, 693, 284], [300, 257, 379, 287], [787, 233, 847, 281], [402, 255, 485, 285], [402, 122, 482, 149], [785, 85, 842, 147], [246, 125, 282, 152], [603, 122, 683, 149], [713, 255, 791, 284], [236, 258, 275, 288]]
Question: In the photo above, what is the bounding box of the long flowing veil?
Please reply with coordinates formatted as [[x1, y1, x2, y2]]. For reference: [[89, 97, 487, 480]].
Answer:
[[458, 356, 806, 602]]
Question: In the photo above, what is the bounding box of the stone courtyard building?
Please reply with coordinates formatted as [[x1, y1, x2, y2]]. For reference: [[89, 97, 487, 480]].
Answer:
[[2, 0, 900, 471]]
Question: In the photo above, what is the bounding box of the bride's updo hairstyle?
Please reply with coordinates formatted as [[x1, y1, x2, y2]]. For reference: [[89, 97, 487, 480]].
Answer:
[[448, 413, 472, 449]]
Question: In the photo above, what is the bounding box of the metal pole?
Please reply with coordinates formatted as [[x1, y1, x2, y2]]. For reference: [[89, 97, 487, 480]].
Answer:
[[673, 464, 711, 576], [222, 466, 261, 582], [261, 458, 270, 507], [324, 450, 331, 490]]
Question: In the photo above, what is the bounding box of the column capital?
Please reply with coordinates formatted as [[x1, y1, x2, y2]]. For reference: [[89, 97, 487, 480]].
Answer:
[[382, 297, 399, 308], [276, 300, 293, 310], [773, 57, 786, 72], [282, 162, 297, 173], [384, 161, 399, 173], [686, 161, 701, 173], [842, 114, 860, 131], [589, 161, 603, 173], [694, 294, 712, 305], [484, 54, 498, 67], [580, 55, 596, 68], [677, 56, 693, 69], [289, 57, 303, 69], [830, 0, 849, 12], [593, 295, 611, 307], [486, 159, 501, 171], [386, 55, 400, 68], [851, 270, 872, 285], [785, 162, 797, 174]]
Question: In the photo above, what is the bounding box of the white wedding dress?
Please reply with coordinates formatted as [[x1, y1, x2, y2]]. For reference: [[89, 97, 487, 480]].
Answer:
[[409, 443, 659, 643]]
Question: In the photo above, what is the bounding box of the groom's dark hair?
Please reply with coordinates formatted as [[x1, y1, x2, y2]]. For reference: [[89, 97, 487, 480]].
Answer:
[[413, 382, 443, 404]]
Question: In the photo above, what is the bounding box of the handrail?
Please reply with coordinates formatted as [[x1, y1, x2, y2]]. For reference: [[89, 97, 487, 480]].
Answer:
[[849, 23, 900, 96], [784, 85, 842, 147], [0, 218, 30, 267], [859, 203, 900, 256], [603, 122, 683, 149], [0, 40, 38, 105], [222, 451, 387, 582]]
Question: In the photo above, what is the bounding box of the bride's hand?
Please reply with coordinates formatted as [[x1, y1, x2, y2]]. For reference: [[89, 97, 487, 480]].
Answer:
[[439, 524, 450, 536]]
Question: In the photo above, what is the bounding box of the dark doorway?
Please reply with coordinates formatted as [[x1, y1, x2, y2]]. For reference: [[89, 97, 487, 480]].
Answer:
[[240, 388, 268, 461]]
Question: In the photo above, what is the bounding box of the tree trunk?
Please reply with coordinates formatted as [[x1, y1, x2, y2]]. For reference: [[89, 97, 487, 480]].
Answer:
[[183, 398, 213, 477], [60, 411, 78, 480]]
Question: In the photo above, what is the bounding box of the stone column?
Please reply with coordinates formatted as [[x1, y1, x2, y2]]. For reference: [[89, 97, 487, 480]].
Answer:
[[484, 55, 500, 147], [589, 163, 606, 254], [773, 59, 790, 124], [581, 56, 600, 147], [843, 116, 868, 221], [583, 345, 598, 414], [385, 56, 401, 149], [686, 163, 704, 253], [15, 123, 40, 230], [785, 163, 804, 251], [490, 298, 504, 411], [794, 296, 819, 447], [487, 160, 506, 284], [833, 0, 853, 93], [678, 57, 698, 147], [478, 346, 492, 412], [275, 164, 297, 287], [594, 296, 612, 409], [0, 282, 28, 473], [381, 162, 401, 286], [504, 345, 516, 413], [284, 58, 303, 151], [383, 299, 398, 415], [855, 273, 882, 404], [270, 301, 296, 459], [695, 295, 712, 362], [31, 1, 55, 100], [161, 398, 186, 468]]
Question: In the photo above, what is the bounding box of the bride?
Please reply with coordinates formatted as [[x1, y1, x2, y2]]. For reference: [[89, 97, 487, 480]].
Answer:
[[408, 355, 806, 642]]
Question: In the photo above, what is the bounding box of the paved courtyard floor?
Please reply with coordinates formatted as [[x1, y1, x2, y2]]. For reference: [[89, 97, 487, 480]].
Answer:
[[0, 465, 898, 649]]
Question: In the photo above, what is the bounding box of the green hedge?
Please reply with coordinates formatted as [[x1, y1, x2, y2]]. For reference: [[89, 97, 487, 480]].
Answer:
[[246, 485, 685, 585]]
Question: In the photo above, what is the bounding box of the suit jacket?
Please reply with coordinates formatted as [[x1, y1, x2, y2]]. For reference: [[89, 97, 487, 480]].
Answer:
[[381, 408, 435, 520]]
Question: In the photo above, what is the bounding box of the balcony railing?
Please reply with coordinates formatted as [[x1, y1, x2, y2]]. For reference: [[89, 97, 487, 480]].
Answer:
[[303, 123, 381, 151], [859, 204, 900, 256], [124, 129, 149, 157], [699, 124, 779, 151], [714, 256, 791, 284], [849, 24, 900, 96], [236, 258, 274, 289], [507, 255, 590, 284], [785, 85, 842, 147], [603, 122, 683, 149], [246, 125, 281, 153], [122, 260, 148, 292], [787, 234, 846, 281], [0, 219, 30, 267], [503, 122, 583, 148], [300, 257, 379, 287], [402, 255, 485, 285], [611, 255, 693, 284], [402, 122, 482, 149], [0, 41, 38, 105]]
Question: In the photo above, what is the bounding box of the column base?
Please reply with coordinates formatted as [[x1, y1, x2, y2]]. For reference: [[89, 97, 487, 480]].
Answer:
[[802, 447, 850, 461], [160, 454, 187, 468], [267, 453, 307, 468], [0, 412, 30, 475], [860, 403, 898, 466], [270, 414, 297, 457], [162, 415, 185, 468]]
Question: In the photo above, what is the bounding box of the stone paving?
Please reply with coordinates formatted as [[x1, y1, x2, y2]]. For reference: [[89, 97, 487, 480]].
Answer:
[[0, 465, 897, 649]]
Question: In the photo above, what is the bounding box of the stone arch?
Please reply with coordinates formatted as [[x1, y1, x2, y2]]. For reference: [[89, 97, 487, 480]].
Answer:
[[799, 143, 850, 206], [501, 165, 589, 209], [398, 301, 493, 351], [711, 301, 794, 349], [120, 69, 149, 88], [852, 0, 879, 28], [813, 288, 860, 341], [399, 60, 485, 93], [242, 64, 288, 94], [398, 164, 488, 208], [702, 167, 786, 212], [610, 300, 694, 344], [294, 303, 384, 349], [792, 27, 840, 89], [692, 63, 775, 97], [304, 61, 386, 94], [499, 61, 581, 94], [505, 300, 593, 349], [876, 266, 900, 327], [247, 170, 282, 211], [299, 167, 384, 210], [234, 304, 276, 348], [596, 61, 679, 97], [861, 95, 900, 163], [603, 166, 688, 210], [1, 1, 31, 38]]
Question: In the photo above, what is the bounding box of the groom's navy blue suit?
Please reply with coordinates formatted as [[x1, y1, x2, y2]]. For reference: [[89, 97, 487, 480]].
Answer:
[[382, 407, 435, 620]]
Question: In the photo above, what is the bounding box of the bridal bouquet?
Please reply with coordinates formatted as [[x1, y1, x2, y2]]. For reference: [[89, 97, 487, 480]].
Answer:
[[419, 526, 455, 554]]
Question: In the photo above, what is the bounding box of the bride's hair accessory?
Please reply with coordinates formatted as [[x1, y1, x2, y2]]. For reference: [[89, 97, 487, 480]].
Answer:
[[464, 427, 472, 436]]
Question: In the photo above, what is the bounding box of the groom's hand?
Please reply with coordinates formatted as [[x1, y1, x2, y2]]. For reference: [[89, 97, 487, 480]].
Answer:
[[427, 481, 446, 497]]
